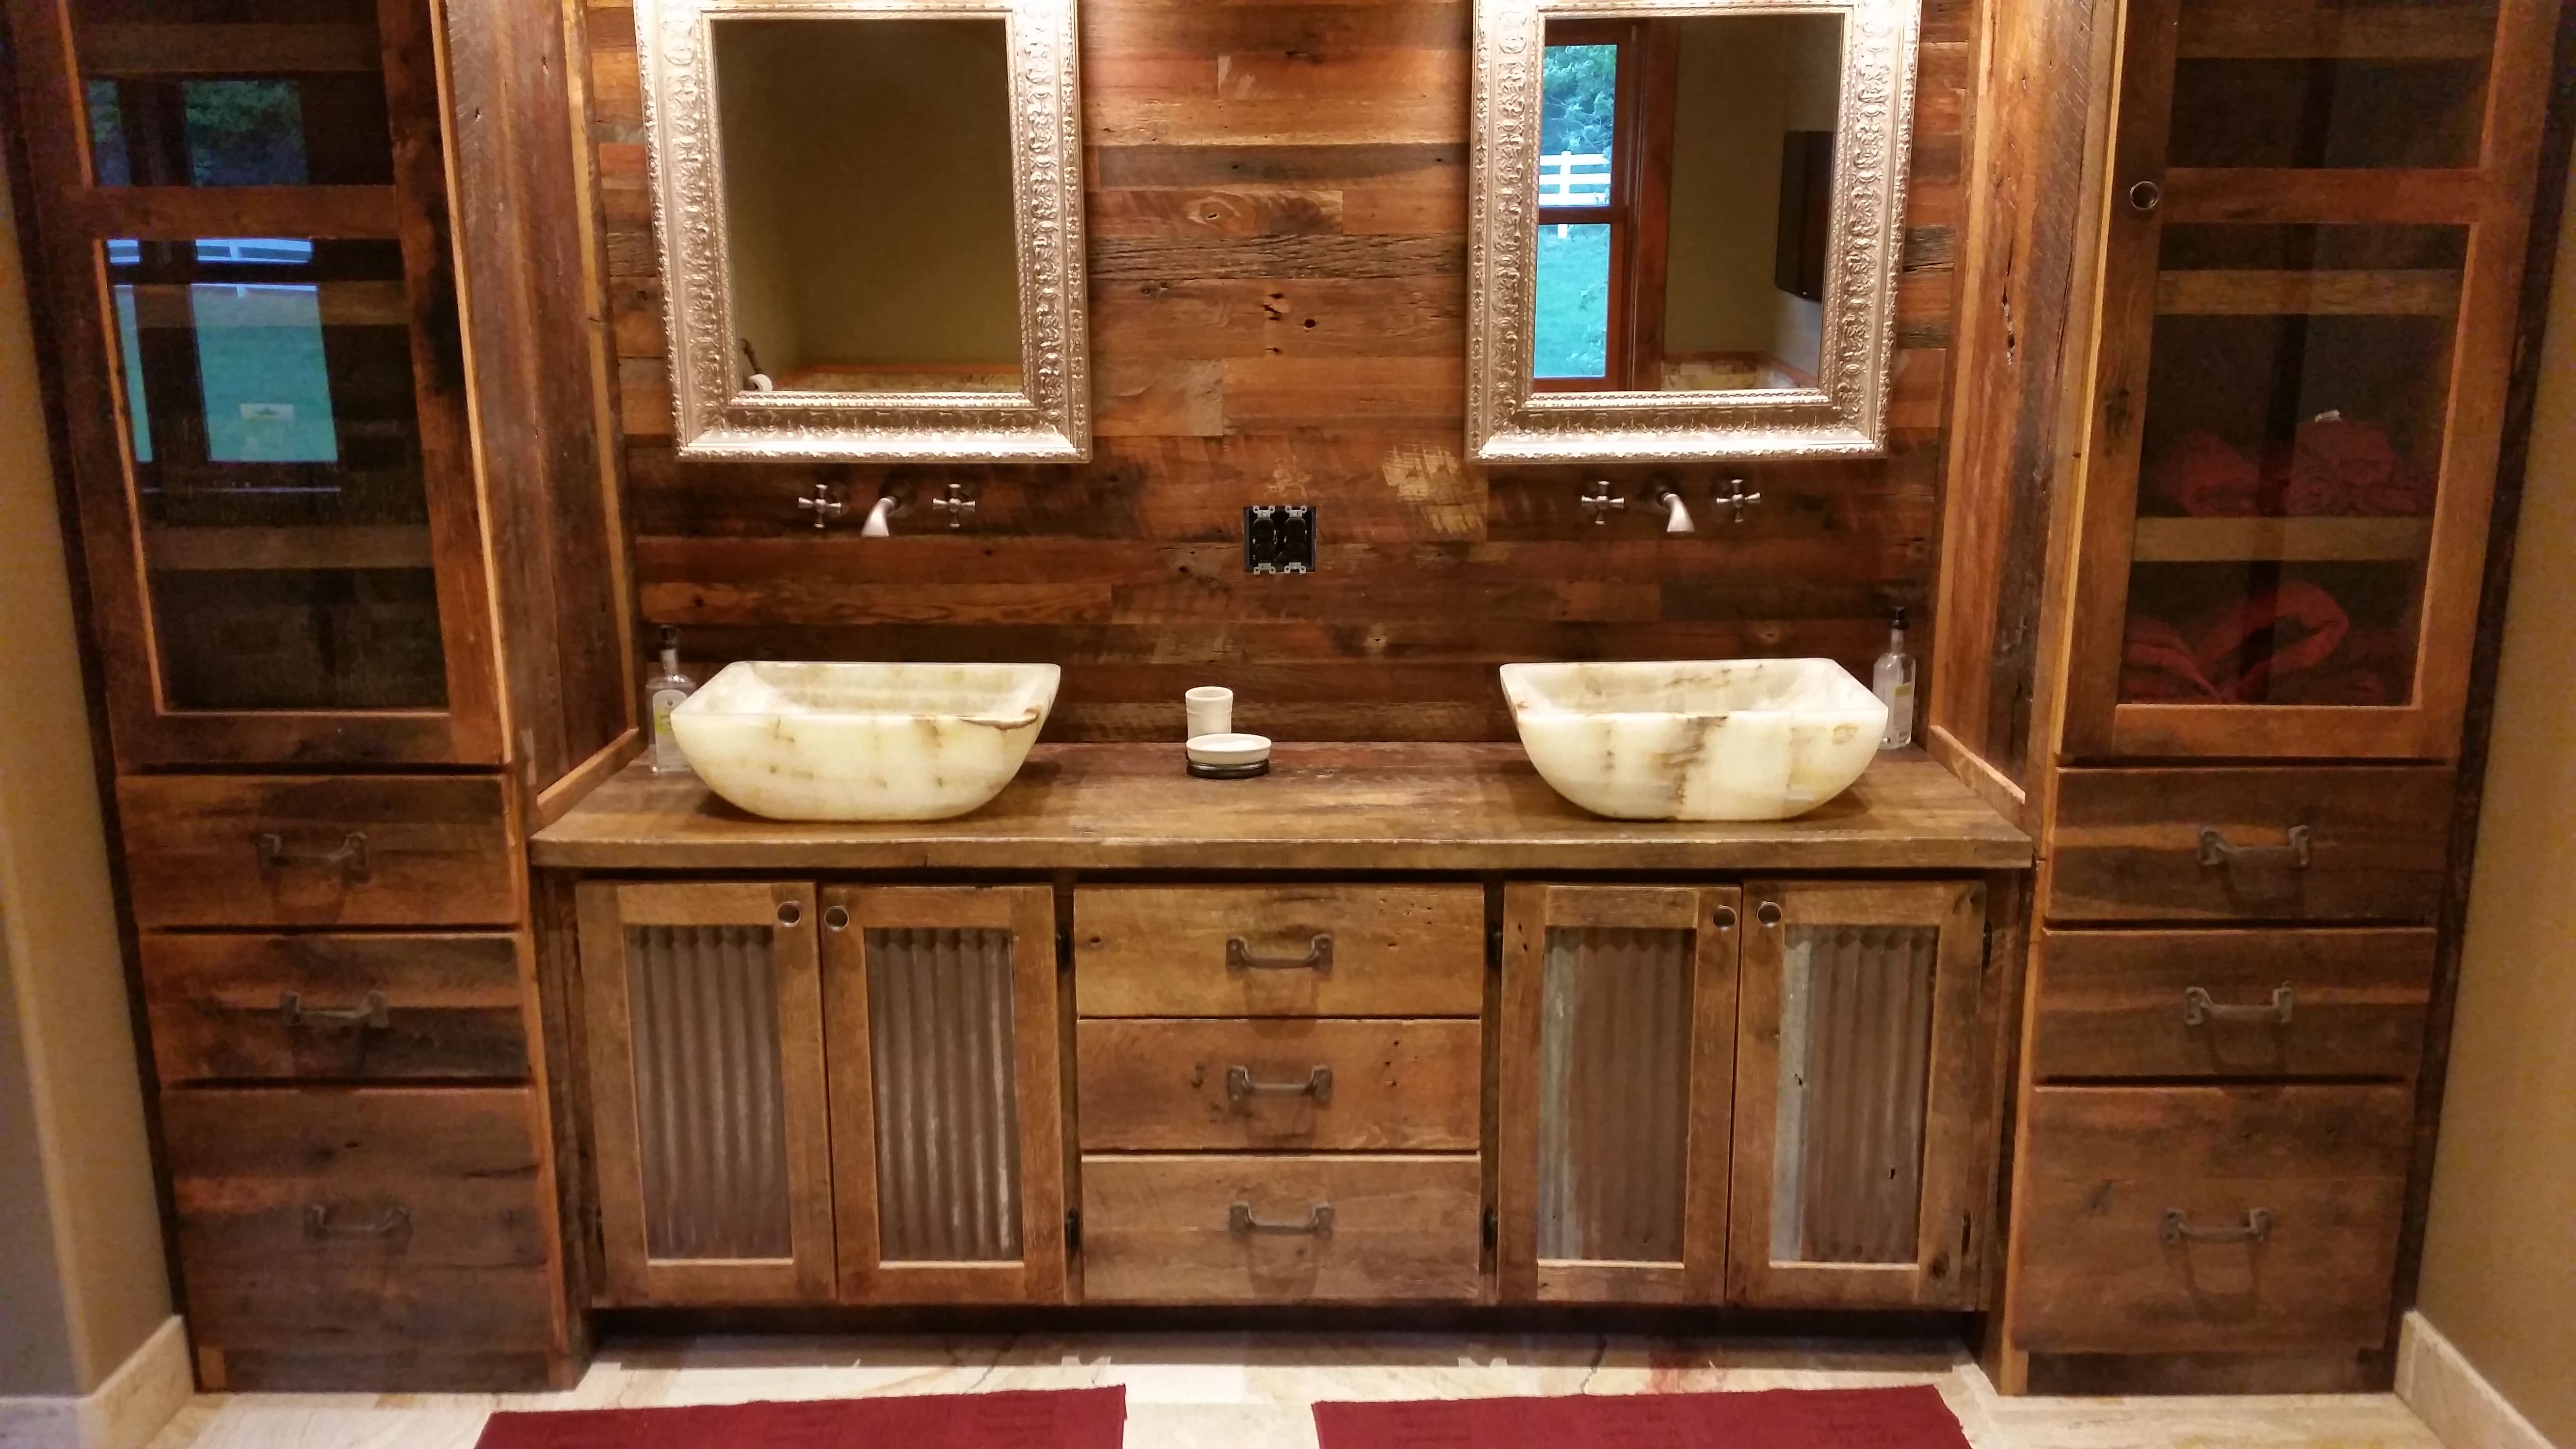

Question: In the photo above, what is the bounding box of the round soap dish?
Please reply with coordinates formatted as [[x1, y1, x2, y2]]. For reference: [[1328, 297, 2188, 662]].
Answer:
[[1186, 732, 1272, 779]]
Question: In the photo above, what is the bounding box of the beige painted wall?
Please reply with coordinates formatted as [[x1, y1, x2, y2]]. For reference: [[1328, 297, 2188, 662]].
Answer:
[[0, 158, 173, 1396], [717, 17, 1022, 379], [2415, 150, 2576, 1448], [1661, 14, 1839, 372]]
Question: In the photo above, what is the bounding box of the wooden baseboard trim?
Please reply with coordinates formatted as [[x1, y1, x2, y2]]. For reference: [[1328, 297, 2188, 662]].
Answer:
[[2398, 1312, 2560, 1449], [2023, 1347, 2384, 1396]]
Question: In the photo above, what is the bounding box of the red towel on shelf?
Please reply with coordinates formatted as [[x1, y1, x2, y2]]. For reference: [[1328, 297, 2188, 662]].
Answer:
[[2149, 432, 2265, 517], [2272, 625, 2415, 706], [2288, 416, 2409, 517], [2195, 580, 2351, 703], [2122, 614, 2224, 701]]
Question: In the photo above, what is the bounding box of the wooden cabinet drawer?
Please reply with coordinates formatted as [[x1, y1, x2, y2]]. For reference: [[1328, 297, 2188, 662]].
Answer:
[[1074, 886, 1484, 1017], [162, 1087, 562, 1390], [2031, 928, 2432, 1081], [2046, 767, 2452, 924], [2014, 1085, 2410, 1354], [1078, 1019, 1481, 1152], [1079, 1155, 1483, 1303], [143, 934, 531, 1084], [120, 775, 520, 929]]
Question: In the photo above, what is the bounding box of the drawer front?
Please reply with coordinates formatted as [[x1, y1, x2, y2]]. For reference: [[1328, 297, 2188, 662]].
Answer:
[[162, 1087, 561, 1390], [2046, 767, 2452, 924], [1079, 1155, 1483, 1304], [1075, 886, 1484, 1018], [121, 775, 520, 929], [1078, 1019, 1482, 1152], [2031, 928, 2433, 1081], [145, 934, 531, 1084], [2014, 1085, 2410, 1354]]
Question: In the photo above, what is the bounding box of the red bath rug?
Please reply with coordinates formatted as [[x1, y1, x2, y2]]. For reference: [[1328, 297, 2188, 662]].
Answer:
[[1313, 1384, 1973, 1449], [472, 1386, 1125, 1449]]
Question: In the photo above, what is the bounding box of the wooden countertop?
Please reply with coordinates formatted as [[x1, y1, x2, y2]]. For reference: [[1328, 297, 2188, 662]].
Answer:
[[531, 743, 2031, 873]]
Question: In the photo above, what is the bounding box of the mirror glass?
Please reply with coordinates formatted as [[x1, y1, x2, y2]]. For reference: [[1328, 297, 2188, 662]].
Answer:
[[713, 17, 1023, 395], [1533, 13, 1845, 392]]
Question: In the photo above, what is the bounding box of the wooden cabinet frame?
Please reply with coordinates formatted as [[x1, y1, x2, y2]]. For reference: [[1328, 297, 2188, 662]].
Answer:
[[1497, 884, 1739, 1304], [4, 0, 507, 767], [578, 881, 836, 1304], [824, 885, 1066, 1304], [1728, 879, 1987, 1308], [2057, 0, 2562, 761]]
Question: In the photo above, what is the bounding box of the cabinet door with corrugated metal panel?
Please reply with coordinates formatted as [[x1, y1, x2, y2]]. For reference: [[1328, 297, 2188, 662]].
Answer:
[[1497, 884, 1741, 1305], [577, 881, 837, 1305], [1729, 880, 1989, 1309], [822, 885, 1066, 1305]]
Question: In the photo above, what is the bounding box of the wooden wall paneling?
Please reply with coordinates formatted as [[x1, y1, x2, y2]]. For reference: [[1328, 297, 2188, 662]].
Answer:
[[582, 0, 1981, 741], [443, 0, 640, 809]]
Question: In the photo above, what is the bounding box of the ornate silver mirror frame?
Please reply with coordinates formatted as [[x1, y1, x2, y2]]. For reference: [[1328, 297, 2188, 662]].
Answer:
[[1466, 0, 1918, 463], [637, 0, 1089, 461]]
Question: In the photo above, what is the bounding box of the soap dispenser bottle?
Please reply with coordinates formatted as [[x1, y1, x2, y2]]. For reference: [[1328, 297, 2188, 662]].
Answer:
[[1873, 608, 1917, 749], [645, 627, 697, 773]]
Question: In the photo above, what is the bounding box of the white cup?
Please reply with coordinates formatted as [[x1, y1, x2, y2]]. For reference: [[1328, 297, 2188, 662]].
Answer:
[[1186, 686, 1234, 740]]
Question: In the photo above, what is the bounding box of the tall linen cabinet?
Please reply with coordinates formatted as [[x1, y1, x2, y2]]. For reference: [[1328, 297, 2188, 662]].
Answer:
[[1933, 0, 2571, 1394], [2, 0, 633, 1389]]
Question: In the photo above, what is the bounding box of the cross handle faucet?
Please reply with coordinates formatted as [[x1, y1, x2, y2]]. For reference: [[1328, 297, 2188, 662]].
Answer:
[[1717, 478, 1763, 524], [931, 483, 981, 530], [796, 482, 847, 531], [1579, 480, 1628, 526]]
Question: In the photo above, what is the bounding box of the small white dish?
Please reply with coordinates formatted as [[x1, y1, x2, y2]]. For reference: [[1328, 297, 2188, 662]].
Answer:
[[1186, 732, 1272, 768]]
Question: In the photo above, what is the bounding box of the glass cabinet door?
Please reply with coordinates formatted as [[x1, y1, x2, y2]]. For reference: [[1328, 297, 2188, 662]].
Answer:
[[578, 882, 838, 1304], [1728, 881, 1987, 1309], [1497, 885, 1740, 1304], [19, 0, 499, 766], [822, 886, 1066, 1305], [2065, 0, 2554, 760]]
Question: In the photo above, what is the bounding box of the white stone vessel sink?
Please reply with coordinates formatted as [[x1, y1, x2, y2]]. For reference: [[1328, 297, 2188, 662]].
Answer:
[[1500, 659, 1888, 821], [672, 661, 1059, 821]]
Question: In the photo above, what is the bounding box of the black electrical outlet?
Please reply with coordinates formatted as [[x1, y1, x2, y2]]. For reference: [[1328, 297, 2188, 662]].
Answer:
[[1245, 505, 1316, 574]]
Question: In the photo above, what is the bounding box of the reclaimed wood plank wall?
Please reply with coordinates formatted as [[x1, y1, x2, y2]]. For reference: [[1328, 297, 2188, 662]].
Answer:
[[581, 0, 1975, 741]]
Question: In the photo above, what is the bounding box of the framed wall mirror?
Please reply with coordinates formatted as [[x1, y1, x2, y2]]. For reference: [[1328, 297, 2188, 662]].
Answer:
[[638, 0, 1089, 461], [1467, 0, 1919, 462]]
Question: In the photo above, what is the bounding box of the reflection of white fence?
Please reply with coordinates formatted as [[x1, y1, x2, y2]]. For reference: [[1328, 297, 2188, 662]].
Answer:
[[1539, 151, 1611, 206]]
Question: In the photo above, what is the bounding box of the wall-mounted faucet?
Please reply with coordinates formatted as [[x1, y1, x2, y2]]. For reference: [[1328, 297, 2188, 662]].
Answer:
[[1579, 480, 1627, 525], [1715, 478, 1763, 524], [930, 482, 981, 530], [860, 488, 913, 538], [1656, 487, 1695, 534]]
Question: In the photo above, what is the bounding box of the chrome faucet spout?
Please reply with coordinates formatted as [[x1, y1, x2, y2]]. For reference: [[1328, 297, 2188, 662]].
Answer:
[[861, 495, 900, 538], [1658, 489, 1695, 534]]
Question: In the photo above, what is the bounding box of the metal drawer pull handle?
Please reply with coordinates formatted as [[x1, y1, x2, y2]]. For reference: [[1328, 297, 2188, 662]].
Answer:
[[1227, 934, 1333, 974], [280, 990, 390, 1030], [2162, 1208, 2272, 1247], [2183, 985, 2294, 1028], [2198, 825, 2314, 870], [1226, 1064, 1334, 1103], [256, 832, 370, 881], [1230, 1201, 1335, 1237], [305, 1204, 410, 1240]]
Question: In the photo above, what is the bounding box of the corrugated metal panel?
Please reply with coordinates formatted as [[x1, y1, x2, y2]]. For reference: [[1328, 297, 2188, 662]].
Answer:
[[1771, 924, 1940, 1265], [866, 927, 1023, 1263], [1537, 926, 1695, 1263], [625, 924, 793, 1261]]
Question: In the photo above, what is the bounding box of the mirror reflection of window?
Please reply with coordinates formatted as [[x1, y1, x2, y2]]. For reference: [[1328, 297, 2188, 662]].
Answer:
[[1532, 14, 1844, 393], [714, 18, 1024, 396]]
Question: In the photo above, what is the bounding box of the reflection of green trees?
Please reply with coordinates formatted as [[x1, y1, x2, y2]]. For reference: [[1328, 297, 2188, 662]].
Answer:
[[186, 80, 308, 186], [1541, 43, 1616, 157]]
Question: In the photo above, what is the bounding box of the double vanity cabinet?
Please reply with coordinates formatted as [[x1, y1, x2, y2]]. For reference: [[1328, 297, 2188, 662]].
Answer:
[[533, 745, 2028, 1329]]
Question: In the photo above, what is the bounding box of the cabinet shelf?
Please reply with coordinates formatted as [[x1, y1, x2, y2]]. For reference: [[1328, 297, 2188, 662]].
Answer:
[[145, 524, 434, 574], [2130, 515, 2432, 564], [2177, 3, 2496, 62], [2157, 269, 2460, 318]]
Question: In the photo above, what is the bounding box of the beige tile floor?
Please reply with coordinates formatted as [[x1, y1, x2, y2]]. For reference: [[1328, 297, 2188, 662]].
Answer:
[[142, 1335, 2447, 1449]]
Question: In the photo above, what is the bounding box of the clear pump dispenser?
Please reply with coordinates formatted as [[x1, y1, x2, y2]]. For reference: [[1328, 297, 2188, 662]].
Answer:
[[1873, 607, 1917, 750], [646, 627, 698, 773]]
